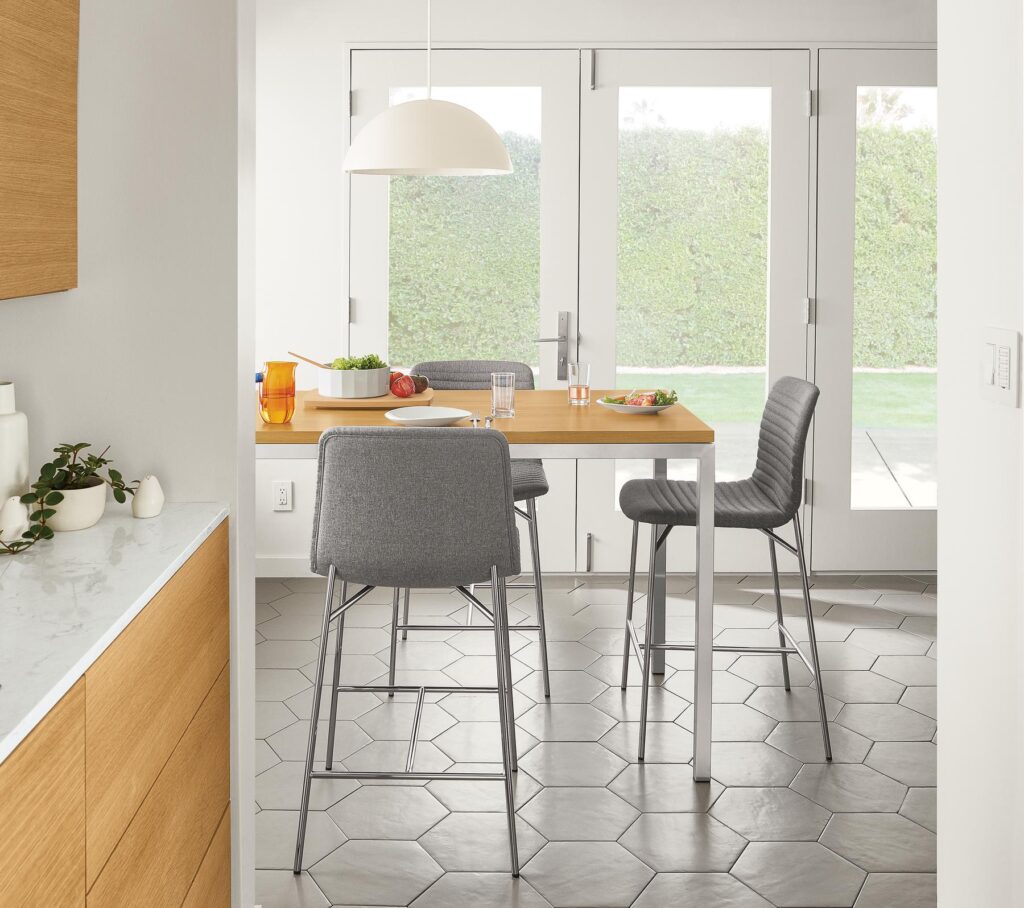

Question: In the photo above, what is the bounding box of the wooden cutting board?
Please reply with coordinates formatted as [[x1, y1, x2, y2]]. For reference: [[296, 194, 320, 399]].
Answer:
[[303, 388, 434, 409]]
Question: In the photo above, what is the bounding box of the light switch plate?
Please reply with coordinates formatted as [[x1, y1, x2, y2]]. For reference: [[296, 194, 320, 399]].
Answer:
[[981, 327, 1021, 407]]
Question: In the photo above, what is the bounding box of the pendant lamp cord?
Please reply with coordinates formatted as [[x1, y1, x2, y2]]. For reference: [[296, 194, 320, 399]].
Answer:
[[426, 0, 432, 99]]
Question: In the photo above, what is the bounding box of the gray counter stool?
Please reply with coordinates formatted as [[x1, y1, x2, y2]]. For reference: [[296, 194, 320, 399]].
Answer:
[[619, 377, 832, 762], [294, 426, 523, 876], [408, 359, 551, 697]]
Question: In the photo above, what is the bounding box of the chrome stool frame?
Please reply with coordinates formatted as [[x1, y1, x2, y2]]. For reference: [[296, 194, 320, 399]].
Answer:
[[622, 513, 832, 763], [296, 564, 521, 876]]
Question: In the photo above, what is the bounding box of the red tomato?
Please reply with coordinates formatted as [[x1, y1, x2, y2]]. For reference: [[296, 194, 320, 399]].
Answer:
[[391, 374, 416, 398]]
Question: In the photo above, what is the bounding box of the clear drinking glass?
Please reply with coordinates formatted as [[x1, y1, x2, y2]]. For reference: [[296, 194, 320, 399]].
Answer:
[[491, 372, 516, 418], [568, 362, 591, 406]]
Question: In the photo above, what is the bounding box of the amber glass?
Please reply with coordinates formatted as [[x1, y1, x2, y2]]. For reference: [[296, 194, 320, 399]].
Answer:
[[258, 361, 297, 424]]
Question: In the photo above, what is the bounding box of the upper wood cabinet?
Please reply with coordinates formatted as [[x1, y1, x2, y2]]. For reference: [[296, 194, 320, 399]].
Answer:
[[0, 0, 79, 300]]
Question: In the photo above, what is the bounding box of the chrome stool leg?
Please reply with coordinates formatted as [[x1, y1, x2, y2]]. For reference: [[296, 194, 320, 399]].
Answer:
[[768, 540, 791, 691], [401, 587, 411, 641], [526, 498, 550, 698], [638, 523, 660, 762], [294, 566, 336, 873], [494, 569, 519, 772], [388, 587, 400, 698], [491, 567, 521, 876], [621, 520, 640, 689], [793, 515, 832, 761], [325, 580, 347, 770]]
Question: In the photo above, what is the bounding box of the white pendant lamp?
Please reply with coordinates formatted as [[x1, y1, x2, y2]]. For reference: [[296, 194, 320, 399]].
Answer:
[[342, 1, 512, 176]]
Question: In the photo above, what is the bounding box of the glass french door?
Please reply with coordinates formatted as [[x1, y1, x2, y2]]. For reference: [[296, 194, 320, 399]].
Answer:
[[812, 50, 937, 570], [348, 49, 581, 570], [577, 50, 813, 572]]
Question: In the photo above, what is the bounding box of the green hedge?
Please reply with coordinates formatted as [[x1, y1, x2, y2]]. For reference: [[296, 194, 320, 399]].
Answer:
[[388, 125, 936, 369]]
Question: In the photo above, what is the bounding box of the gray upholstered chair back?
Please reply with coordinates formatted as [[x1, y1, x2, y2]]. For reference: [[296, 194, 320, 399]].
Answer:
[[311, 426, 520, 588], [412, 359, 536, 391], [750, 377, 820, 519]]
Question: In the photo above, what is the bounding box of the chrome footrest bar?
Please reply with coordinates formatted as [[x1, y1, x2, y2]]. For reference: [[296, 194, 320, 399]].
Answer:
[[311, 770, 505, 781], [328, 583, 376, 623], [778, 622, 817, 676], [335, 684, 498, 695], [759, 527, 798, 557]]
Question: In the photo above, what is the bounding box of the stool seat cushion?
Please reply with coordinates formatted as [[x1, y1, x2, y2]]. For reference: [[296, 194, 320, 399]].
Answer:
[[511, 459, 549, 501], [619, 477, 788, 529]]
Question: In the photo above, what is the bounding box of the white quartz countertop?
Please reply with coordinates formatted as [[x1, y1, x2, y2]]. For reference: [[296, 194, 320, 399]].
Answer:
[[0, 502, 228, 763]]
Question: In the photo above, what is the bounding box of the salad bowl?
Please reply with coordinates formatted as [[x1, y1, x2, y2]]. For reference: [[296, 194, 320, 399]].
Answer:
[[597, 390, 678, 415]]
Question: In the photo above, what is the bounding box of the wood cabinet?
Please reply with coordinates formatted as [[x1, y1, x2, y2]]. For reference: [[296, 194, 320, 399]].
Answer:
[[0, 522, 230, 908], [0, 0, 79, 300]]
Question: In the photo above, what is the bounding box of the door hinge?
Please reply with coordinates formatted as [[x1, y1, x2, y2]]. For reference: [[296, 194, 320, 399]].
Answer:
[[804, 478, 813, 506], [802, 297, 816, 325], [585, 532, 594, 572], [804, 89, 816, 117]]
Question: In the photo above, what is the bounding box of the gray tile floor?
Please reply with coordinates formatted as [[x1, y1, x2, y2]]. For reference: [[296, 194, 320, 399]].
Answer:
[[255, 573, 937, 908]]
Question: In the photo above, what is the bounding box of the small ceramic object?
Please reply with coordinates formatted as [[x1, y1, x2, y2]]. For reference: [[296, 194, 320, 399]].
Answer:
[[0, 496, 29, 543], [132, 475, 165, 519], [0, 382, 29, 501], [318, 366, 390, 399], [49, 481, 107, 532]]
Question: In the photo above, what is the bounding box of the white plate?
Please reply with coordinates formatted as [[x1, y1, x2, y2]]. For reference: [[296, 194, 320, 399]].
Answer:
[[596, 398, 674, 415], [384, 406, 472, 427]]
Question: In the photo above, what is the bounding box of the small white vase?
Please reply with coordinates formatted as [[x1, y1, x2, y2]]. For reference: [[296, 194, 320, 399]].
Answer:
[[0, 382, 29, 502], [0, 496, 29, 543], [49, 481, 107, 532], [132, 475, 165, 519]]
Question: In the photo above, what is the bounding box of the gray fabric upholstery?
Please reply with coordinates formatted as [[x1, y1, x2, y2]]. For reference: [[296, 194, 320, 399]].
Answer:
[[413, 359, 549, 502], [619, 377, 819, 530], [311, 427, 521, 587]]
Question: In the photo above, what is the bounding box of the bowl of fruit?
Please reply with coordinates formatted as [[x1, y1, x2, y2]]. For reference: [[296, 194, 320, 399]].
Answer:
[[318, 354, 391, 398], [596, 389, 679, 415]]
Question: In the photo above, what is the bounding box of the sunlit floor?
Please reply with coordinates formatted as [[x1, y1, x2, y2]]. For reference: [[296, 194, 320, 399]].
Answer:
[[254, 572, 936, 908]]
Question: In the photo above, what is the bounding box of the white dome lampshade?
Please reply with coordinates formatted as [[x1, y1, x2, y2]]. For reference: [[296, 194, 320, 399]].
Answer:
[[343, 98, 512, 176]]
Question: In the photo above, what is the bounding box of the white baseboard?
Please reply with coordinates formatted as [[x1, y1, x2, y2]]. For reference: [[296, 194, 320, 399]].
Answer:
[[256, 556, 317, 578]]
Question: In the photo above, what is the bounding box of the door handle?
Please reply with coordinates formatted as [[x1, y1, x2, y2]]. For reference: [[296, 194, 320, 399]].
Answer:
[[534, 311, 571, 381]]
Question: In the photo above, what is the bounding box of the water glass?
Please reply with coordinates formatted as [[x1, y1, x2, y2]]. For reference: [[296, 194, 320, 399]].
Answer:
[[568, 362, 591, 406], [491, 372, 516, 418]]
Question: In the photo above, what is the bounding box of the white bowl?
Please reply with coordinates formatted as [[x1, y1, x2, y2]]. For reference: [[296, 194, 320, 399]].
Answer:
[[318, 366, 390, 398], [596, 398, 674, 415], [384, 406, 471, 427]]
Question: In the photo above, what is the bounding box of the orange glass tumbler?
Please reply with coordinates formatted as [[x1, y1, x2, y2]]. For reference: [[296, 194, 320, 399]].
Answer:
[[258, 361, 297, 424]]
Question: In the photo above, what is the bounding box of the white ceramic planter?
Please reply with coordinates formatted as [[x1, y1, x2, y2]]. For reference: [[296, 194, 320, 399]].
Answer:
[[49, 481, 107, 532], [0, 382, 29, 501], [318, 366, 390, 399]]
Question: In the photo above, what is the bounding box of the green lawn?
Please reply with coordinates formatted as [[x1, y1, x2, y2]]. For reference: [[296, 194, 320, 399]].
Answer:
[[616, 371, 936, 428]]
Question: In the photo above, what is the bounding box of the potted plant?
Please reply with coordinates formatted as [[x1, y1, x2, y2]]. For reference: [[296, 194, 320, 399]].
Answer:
[[319, 353, 390, 399]]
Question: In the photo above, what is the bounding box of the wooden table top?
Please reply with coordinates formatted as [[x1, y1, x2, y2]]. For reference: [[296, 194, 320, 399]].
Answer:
[[256, 390, 715, 446]]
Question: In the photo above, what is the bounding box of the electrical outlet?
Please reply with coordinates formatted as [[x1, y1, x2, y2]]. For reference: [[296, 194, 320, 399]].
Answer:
[[272, 481, 293, 512]]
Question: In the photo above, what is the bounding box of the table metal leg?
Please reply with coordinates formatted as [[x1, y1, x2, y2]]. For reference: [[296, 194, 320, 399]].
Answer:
[[693, 444, 715, 782], [650, 459, 668, 675]]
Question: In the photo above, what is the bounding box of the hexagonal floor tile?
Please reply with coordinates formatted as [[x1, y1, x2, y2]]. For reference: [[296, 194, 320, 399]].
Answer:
[[710, 742, 801, 787], [677, 703, 777, 742], [433, 721, 539, 764], [665, 669, 755, 704], [327, 786, 447, 839], [608, 762, 723, 813], [301, 654, 389, 687], [619, 812, 746, 871], [255, 809, 345, 870], [309, 839, 443, 905], [729, 654, 813, 687], [519, 787, 639, 841], [836, 703, 936, 742], [254, 869, 330, 908], [900, 686, 937, 720], [710, 787, 830, 841], [519, 741, 626, 787], [590, 685, 689, 723], [820, 813, 936, 871], [522, 842, 654, 908], [633, 873, 771, 908], [385, 640, 462, 671], [518, 640, 600, 670], [439, 690, 534, 721], [283, 686, 380, 721], [855, 872, 936, 908], [871, 655, 936, 686], [900, 787, 937, 832], [255, 761, 358, 812], [766, 721, 870, 764], [846, 628, 930, 656], [256, 701, 299, 739], [258, 613, 324, 641], [266, 719, 372, 763], [444, 655, 532, 686], [410, 872, 552, 908], [745, 686, 842, 722], [732, 841, 866, 908], [807, 641, 877, 671], [256, 668, 311, 701], [518, 703, 616, 742], [257, 579, 292, 604], [418, 812, 546, 871], [818, 670, 905, 704], [256, 639, 321, 669], [900, 615, 937, 639], [427, 772, 541, 812], [599, 721, 694, 763], [342, 739, 453, 775], [255, 740, 280, 775], [355, 700, 457, 741], [587, 654, 674, 687], [516, 670, 607, 704], [790, 763, 907, 813], [865, 741, 936, 787]]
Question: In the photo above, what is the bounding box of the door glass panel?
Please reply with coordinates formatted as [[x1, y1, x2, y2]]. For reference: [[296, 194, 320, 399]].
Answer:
[[851, 87, 937, 508], [614, 87, 771, 503], [387, 87, 541, 371]]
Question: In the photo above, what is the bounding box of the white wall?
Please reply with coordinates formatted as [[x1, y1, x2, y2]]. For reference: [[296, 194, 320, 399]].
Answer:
[[0, 2, 253, 905], [937, 1, 1024, 905]]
